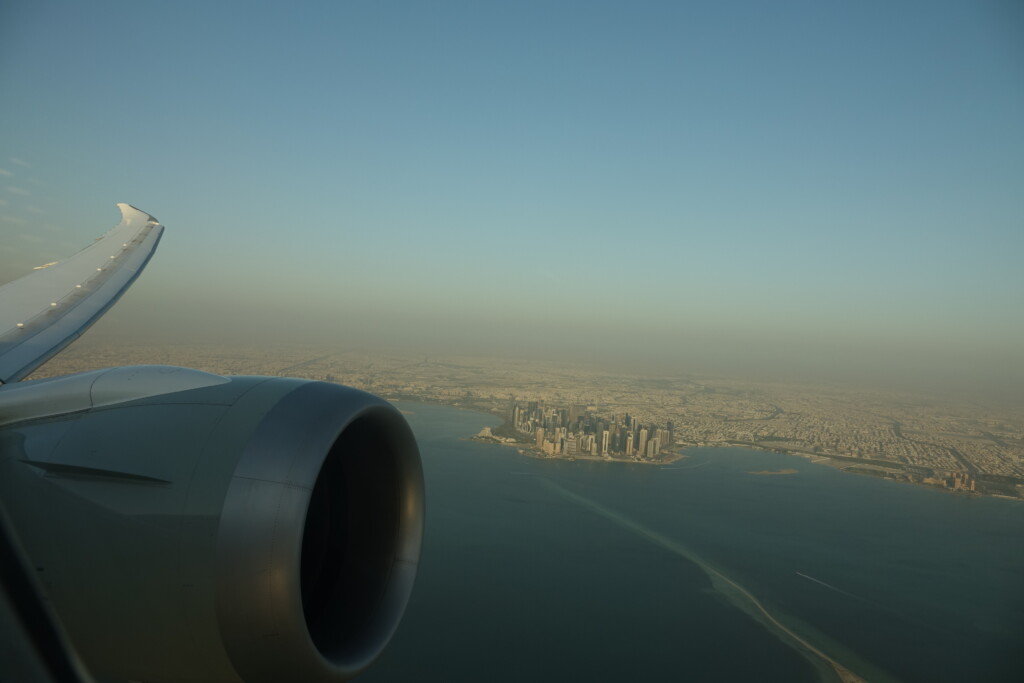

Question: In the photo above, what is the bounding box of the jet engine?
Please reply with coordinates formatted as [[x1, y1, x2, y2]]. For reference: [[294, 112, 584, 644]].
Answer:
[[0, 365, 424, 683]]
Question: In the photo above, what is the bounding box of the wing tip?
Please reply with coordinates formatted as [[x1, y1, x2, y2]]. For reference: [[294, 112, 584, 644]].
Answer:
[[116, 202, 160, 226]]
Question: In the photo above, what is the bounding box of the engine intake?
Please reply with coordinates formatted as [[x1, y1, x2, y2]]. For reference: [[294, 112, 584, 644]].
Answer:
[[216, 380, 424, 683]]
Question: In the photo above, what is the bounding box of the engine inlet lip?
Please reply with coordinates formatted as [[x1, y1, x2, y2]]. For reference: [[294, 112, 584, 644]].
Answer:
[[215, 381, 424, 683]]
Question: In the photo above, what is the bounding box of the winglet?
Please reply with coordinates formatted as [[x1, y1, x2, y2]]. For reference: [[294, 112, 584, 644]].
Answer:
[[0, 204, 164, 384]]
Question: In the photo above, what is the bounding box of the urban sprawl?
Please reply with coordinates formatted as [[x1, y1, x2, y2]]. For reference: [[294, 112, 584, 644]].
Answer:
[[32, 343, 1024, 499]]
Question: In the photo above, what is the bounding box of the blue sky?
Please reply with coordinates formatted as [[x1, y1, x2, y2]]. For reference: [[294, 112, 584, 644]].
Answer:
[[1, 1, 1022, 390]]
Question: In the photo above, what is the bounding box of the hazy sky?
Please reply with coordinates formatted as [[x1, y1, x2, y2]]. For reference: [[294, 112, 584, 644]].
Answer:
[[1, 1, 1022, 392]]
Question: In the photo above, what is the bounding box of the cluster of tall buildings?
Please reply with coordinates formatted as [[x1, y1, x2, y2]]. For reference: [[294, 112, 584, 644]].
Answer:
[[512, 401, 674, 459], [945, 471, 976, 491], [923, 471, 976, 491]]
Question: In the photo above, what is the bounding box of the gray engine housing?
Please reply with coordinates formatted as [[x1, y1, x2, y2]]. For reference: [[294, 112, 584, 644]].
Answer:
[[0, 366, 424, 683]]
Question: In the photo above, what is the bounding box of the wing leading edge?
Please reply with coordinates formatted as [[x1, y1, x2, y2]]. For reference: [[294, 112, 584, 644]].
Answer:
[[0, 204, 163, 384]]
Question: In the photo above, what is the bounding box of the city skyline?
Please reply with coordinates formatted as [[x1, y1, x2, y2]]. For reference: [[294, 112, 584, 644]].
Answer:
[[511, 400, 676, 459], [2, 1, 1022, 397], [30, 340, 1024, 499]]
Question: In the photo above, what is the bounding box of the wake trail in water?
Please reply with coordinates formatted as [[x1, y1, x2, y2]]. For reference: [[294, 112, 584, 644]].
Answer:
[[796, 572, 864, 601], [661, 460, 710, 471], [680, 460, 711, 470], [540, 477, 865, 683]]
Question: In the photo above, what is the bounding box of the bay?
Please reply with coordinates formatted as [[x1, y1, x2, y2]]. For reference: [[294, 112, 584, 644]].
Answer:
[[360, 403, 1024, 682]]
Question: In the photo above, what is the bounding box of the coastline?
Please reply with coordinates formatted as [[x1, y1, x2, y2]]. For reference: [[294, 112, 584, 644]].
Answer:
[[469, 430, 1022, 500], [397, 398, 1022, 501]]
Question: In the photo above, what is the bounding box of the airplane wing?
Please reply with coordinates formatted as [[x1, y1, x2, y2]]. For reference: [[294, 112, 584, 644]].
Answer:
[[0, 203, 163, 384]]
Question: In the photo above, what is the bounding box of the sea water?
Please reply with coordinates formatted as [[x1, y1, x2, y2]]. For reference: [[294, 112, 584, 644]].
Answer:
[[360, 403, 1024, 682]]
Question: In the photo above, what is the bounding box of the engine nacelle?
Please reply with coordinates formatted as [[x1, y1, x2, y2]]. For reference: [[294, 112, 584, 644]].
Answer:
[[0, 366, 424, 682]]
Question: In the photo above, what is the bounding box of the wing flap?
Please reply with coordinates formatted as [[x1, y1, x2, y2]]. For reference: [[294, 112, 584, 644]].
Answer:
[[0, 204, 163, 384]]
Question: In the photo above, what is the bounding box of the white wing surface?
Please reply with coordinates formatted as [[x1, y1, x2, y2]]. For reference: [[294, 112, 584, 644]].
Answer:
[[0, 204, 163, 384]]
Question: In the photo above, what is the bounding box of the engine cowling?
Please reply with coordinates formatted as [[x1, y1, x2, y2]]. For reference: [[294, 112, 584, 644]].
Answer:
[[0, 366, 424, 682]]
